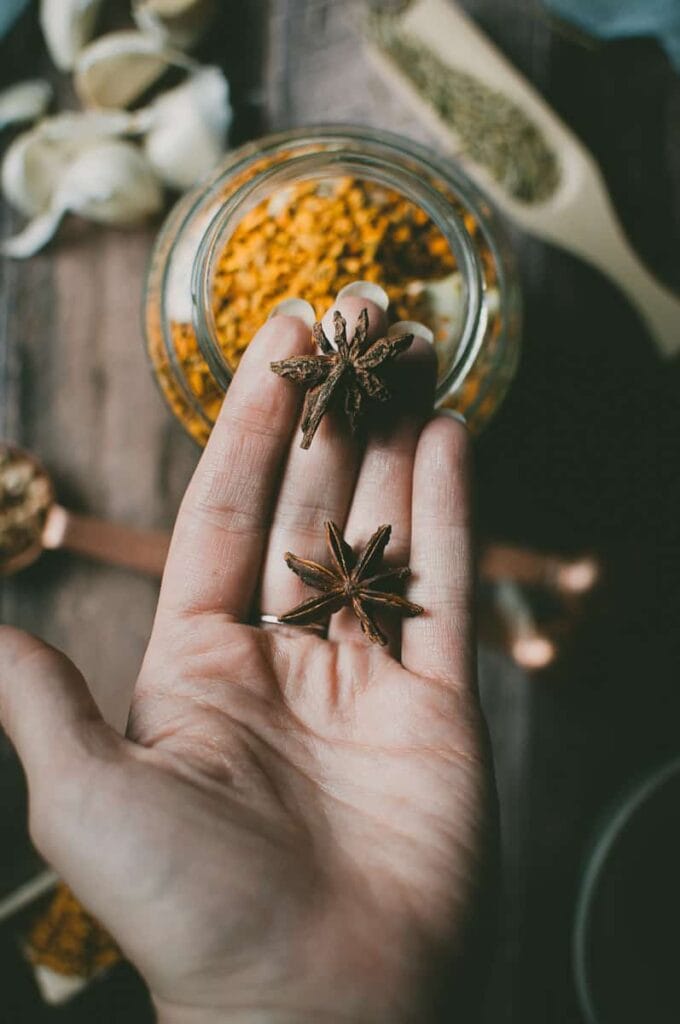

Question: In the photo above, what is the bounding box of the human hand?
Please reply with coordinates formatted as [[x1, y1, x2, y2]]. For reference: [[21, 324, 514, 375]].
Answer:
[[0, 291, 496, 1024]]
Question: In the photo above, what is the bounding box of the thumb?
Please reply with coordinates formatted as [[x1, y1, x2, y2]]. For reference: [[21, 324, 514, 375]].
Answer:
[[0, 625, 124, 863]]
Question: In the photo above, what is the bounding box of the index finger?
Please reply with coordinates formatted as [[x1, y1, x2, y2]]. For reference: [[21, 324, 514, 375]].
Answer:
[[157, 315, 310, 621]]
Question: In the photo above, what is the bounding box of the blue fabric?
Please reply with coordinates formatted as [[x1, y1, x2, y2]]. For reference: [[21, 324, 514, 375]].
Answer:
[[0, 0, 30, 40], [544, 0, 680, 70]]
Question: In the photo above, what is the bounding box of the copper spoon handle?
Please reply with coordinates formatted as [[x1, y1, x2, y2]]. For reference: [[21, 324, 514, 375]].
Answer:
[[42, 505, 170, 577], [479, 543, 600, 594], [39, 504, 598, 599]]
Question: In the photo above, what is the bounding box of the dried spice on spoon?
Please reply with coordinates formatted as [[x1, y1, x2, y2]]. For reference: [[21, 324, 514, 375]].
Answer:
[[280, 520, 423, 646], [0, 445, 52, 566]]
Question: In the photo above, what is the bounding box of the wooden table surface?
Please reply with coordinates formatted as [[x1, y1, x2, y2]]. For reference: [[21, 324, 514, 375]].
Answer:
[[1, 1, 679, 1021]]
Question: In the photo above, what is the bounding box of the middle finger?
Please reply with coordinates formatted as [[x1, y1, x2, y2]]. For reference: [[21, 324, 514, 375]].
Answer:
[[258, 291, 389, 619]]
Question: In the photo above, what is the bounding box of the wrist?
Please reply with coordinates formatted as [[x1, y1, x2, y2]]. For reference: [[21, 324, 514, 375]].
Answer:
[[152, 908, 448, 1024], [156, 1008, 372, 1024]]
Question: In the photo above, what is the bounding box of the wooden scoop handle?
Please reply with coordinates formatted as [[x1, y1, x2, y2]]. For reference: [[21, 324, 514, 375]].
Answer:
[[42, 505, 170, 577], [368, 0, 680, 358]]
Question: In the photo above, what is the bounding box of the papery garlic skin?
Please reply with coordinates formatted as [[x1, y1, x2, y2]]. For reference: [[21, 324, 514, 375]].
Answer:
[[142, 66, 231, 189], [74, 30, 194, 109], [2, 130, 65, 216], [2, 111, 139, 217], [1, 208, 64, 259], [54, 140, 163, 224], [2, 141, 163, 258], [0, 79, 52, 129], [40, 0, 104, 71], [133, 0, 215, 50]]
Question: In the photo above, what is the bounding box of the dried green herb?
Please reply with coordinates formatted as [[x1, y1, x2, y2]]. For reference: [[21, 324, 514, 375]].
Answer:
[[369, 14, 560, 204], [271, 308, 414, 449], [280, 520, 424, 645]]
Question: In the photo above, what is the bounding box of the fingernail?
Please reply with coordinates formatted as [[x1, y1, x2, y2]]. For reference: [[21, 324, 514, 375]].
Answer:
[[336, 280, 389, 311], [437, 407, 468, 427], [268, 298, 316, 328], [388, 319, 434, 345]]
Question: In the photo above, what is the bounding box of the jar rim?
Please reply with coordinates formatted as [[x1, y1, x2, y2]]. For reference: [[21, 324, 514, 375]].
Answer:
[[190, 126, 488, 402]]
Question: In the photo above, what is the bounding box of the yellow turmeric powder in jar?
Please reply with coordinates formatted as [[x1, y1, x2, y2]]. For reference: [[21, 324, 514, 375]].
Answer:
[[210, 177, 456, 371], [164, 175, 467, 438], [145, 129, 520, 445]]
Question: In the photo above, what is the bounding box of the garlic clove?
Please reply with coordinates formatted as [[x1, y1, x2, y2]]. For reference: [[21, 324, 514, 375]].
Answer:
[[53, 140, 164, 225], [2, 111, 139, 217], [2, 140, 164, 259], [142, 66, 231, 189], [74, 30, 195, 109], [0, 79, 52, 130], [132, 0, 215, 50], [1, 207, 64, 259], [2, 130, 63, 216], [40, 0, 104, 71]]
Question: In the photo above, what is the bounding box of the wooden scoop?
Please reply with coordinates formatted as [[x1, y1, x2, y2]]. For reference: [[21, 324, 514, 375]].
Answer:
[[365, 0, 680, 358]]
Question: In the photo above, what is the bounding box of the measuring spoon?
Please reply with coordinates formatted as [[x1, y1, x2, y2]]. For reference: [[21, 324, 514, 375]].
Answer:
[[0, 442, 169, 578]]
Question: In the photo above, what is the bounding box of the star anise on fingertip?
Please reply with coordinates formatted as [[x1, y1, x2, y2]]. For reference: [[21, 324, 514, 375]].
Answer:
[[270, 308, 414, 449], [279, 520, 424, 646]]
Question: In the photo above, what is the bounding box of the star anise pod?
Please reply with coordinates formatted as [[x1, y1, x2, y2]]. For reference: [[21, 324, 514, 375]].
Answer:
[[279, 520, 424, 645], [270, 308, 414, 449]]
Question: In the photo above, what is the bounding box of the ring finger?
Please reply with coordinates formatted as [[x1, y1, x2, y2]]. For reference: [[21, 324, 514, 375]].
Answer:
[[328, 324, 437, 651]]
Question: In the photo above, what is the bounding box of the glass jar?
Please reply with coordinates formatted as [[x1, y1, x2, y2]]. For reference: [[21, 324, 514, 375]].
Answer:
[[144, 126, 521, 446]]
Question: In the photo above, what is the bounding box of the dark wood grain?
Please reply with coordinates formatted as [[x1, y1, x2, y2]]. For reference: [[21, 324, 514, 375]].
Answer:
[[1, 1, 679, 1021], [0, 225, 198, 716]]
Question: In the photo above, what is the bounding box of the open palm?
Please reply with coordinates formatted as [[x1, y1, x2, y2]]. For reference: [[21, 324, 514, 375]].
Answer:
[[0, 296, 495, 1024]]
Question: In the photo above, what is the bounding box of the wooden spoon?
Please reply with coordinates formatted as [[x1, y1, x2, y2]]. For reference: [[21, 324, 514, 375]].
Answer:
[[365, 0, 680, 358], [0, 443, 169, 578]]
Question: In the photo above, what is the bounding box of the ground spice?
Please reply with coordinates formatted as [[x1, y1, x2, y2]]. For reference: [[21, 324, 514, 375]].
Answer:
[[212, 176, 456, 369], [163, 175, 462, 441], [171, 319, 224, 424], [150, 163, 506, 445], [25, 883, 120, 980], [0, 445, 52, 567]]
